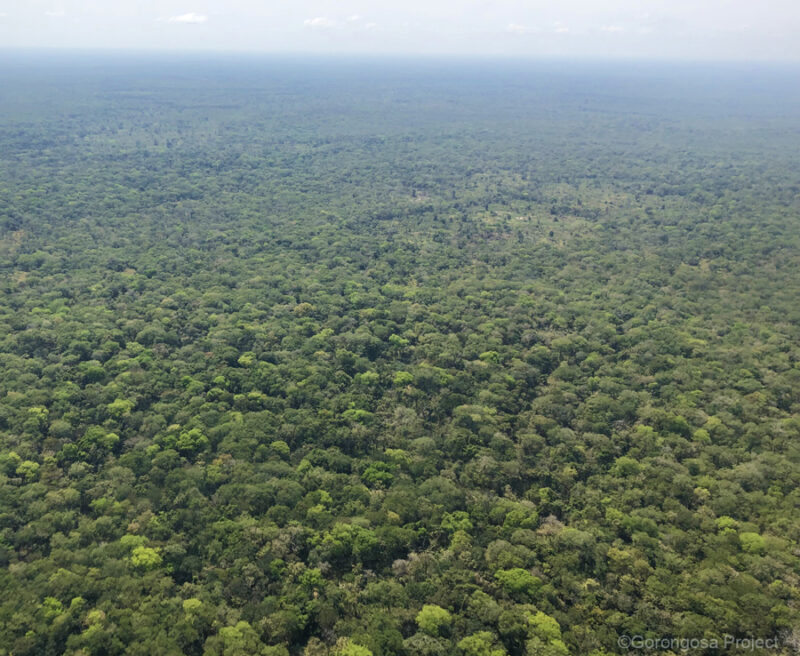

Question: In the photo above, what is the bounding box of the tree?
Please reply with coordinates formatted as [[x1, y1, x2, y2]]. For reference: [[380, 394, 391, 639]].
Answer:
[[494, 568, 542, 599], [204, 621, 276, 656], [130, 546, 162, 571], [416, 605, 453, 637], [458, 632, 508, 656], [334, 638, 374, 656]]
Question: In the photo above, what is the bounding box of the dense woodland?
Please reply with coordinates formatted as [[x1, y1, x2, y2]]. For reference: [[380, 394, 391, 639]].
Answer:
[[1, 56, 800, 655]]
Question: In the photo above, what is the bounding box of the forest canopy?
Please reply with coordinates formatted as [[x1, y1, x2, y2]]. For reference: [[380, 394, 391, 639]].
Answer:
[[1, 56, 800, 655]]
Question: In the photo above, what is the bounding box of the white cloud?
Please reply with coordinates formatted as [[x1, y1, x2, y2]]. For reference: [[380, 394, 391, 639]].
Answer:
[[506, 23, 532, 35], [304, 17, 337, 29], [600, 25, 624, 33], [304, 15, 375, 31], [45, 10, 66, 17], [167, 12, 208, 24]]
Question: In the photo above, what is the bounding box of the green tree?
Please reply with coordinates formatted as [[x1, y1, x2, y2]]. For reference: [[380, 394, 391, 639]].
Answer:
[[416, 604, 453, 637], [458, 631, 508, 656], [130, 546, 162, 571]]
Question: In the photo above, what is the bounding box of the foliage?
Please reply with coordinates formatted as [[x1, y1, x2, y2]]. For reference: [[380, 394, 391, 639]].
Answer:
[[0, 55, 799, 655], [416, 605, 453, 636]]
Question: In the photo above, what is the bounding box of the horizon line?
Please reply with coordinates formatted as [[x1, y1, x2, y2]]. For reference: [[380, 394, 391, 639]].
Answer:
[[2, 47, 800, 67]]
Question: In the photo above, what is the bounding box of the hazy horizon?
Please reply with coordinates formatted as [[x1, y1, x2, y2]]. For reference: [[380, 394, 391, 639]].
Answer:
[[3, 48, 800, 69]]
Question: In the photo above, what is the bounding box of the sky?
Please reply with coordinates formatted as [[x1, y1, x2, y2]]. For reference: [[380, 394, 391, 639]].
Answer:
[[0, 0, 799, 61]]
